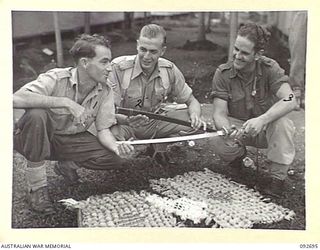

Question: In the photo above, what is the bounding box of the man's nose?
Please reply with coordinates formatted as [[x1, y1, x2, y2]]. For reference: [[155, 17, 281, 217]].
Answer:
[[144, 51, 151, 59], [234, 51, 242, 60], [105, 62, 112, 71]]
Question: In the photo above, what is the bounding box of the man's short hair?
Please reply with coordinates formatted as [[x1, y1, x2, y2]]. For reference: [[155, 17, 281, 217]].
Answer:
[[238, 23, 271, 52], [69, 34, 111, 64], [139, 24, 167, 46]]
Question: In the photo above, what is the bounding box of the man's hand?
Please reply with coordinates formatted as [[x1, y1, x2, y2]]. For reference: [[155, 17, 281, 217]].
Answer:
[[126, 114, 149, 127], [227, 125, 247, 141], [293, 88, 302, 110], [117, 141, 135, 159], [66, 99, 85, 119], [242, 116, 267, 137], [190, 113, 207, 131]]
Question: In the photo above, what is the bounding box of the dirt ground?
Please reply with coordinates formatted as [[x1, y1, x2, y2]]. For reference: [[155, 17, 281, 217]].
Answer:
[[12, 15, 305, 229]]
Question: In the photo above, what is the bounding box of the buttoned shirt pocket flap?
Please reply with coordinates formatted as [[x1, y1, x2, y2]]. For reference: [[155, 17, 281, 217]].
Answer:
[[230, 90, 245, 103], [228, 90, 249, 120], [125, 87, 143, 108], [153, 81, 168, 103]]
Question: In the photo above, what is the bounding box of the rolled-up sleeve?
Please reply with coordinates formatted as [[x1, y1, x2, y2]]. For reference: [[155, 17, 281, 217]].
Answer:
[[95, 88, 117, 131], [268, 61, 290, 95], [171, 64, 192, 103], [211, 68, 229, 101], [21, 72, 56, 95]]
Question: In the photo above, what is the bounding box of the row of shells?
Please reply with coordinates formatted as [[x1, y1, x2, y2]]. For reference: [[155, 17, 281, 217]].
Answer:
[[79, 191, 177, 227], [149, 168, 295, 228]]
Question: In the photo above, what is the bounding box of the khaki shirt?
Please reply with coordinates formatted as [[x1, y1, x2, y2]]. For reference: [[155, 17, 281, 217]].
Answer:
[[108, 55, 192, 112], [22, 67, 116, 135], [211, 56, 289, 121]]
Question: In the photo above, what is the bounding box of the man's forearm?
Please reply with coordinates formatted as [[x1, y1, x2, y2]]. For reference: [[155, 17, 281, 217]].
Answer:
[[212, 98, 231, 130], [259, 98, 296, 125], [187, 95, 201, 116], [213, 114, 231, 130], [259, 82, 297, 125], [115, 114, 129, 125], [97, 128, 119, 155], [13, 90, 70, 109]]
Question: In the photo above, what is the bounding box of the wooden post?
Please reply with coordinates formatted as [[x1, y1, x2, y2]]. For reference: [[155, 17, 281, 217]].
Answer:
[[53, 12, 64, 67], [84, 12, 91, 34], [228, 12, 238, 61], [197, 12, 206, 41], [206, 12, 212, 32], [143, 12, 149, 25], [220, 12, 226, 25], [123, 12, 134, 29]]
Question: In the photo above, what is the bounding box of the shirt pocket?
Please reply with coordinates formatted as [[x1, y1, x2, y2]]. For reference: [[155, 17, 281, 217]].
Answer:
[[125, 87, 143, 108], [252, 84, 270, 116], [228, 91, 249, 120], [252, 95, 270, 116], [153, 88, 167, 106], [154, 80, 169, 104]]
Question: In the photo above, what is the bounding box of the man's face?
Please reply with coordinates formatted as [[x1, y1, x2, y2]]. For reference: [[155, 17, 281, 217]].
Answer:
[[232, 35, 257, 72], [85, 45, 112, 84], [137, 35, 166, 74]]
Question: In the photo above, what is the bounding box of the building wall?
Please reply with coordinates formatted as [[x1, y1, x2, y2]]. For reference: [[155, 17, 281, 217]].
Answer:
[[12, 11, 146, 39]]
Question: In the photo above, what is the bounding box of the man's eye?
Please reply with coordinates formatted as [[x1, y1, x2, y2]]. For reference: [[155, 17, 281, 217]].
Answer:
[[140, 48, 147, 52]]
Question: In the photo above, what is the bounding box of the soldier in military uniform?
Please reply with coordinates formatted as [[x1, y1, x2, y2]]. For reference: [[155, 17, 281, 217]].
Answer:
[[209, 23, 297, 197], [108, 24, 205, 144], [13, 34, 134, 214]]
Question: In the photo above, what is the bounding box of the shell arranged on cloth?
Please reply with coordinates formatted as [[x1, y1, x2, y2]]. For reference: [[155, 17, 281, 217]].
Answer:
[[77, 190, 177, 227], [74, 169, 295, 228], [146, 194, 207, 223], [149, 168, 295, 228]]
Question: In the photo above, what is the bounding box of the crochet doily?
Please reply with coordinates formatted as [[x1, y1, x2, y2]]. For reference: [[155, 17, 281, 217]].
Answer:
[[67, 169, 295, 228]]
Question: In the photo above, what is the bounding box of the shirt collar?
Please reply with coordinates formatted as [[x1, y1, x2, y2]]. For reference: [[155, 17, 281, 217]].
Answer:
[[256, 58, 263, 77], [71, 68, 104, 104], [70, 68, 78, 87], [132, 56, 160, 80], [229, 59, 262, 79], [230, 64, 237, 78], [71, 67, 103, 90], [132, 56, 144, 79]]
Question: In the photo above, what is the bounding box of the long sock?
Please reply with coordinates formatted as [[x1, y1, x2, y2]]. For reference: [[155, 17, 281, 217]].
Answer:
[[26, 161, 48, 192], [268, 161, 290, 180]]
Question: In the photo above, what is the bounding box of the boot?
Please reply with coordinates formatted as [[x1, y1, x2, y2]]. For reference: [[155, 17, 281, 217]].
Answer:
[[54, 161, 80, 185], [26, 186, 55, 215], [154, 152, 175, 166], [229, 146, 247, 169], [259, 177, 285, 198]]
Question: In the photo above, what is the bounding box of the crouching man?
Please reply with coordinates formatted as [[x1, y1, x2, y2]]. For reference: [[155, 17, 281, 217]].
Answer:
[[108, 24, 206, 164], [209, 23, 297, 197], [109, 24, 205, 137], [13, 34, 134, 215]]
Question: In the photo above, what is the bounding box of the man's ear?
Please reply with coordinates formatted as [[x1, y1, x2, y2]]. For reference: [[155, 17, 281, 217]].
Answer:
[[79, 57, 88, 68], [255, 49, 264, 60], [160, 46, 167, 56]]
